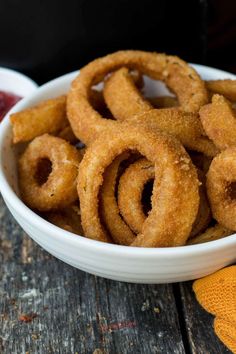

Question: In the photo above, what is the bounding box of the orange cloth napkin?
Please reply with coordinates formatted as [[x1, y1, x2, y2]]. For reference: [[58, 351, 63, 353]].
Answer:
[[193, 266, 236, 353]]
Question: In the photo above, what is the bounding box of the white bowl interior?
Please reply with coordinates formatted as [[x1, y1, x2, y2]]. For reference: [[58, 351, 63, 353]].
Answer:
[[1, 64, 236, 283]]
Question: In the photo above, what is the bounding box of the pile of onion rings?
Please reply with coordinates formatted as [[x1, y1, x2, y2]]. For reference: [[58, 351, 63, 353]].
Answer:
[[10, 50, 236, 247]]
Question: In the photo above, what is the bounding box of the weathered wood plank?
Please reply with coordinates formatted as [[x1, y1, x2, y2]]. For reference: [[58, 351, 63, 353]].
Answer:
[[2, 193, 232, 354], [0, 195, 185, 354], [179, 282, 231, 354]]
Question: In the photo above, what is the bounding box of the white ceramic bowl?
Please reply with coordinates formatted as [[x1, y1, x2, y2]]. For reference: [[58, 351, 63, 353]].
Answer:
[[0, 67, 38, 97], [1, 65, 236, 284]]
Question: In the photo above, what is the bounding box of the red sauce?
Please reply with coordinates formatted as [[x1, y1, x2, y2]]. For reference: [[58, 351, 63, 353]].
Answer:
[[0, 90, 22, 122]]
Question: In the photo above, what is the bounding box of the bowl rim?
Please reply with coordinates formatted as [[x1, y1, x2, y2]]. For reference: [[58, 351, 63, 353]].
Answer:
[[1, 64, 236, 259], [0, 66, 38, 91]]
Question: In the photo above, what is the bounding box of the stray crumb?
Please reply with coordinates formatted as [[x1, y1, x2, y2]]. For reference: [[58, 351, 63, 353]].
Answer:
[[19, 313, 38, 323], [93, 349, 104, 354], [141, 299, 150, 311], [180, 156, 190, 163], [162, 70, 169, 77], [31, 333, 40, 340], [0, 313, 8, 320], [154, 307, 160, 313], [9, 298, 16, 305], [180, 164, 190, 171], [86, 323, 93, 334], [0, 240, 12, 250]]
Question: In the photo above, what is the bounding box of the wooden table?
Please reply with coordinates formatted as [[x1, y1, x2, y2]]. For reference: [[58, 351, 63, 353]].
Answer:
[[0, 195, 230, 354]]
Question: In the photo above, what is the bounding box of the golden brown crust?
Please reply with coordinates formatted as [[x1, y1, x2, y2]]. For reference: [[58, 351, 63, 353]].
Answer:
[[103, 67, 217, 156], [190, 169, 212, 238], [104, 67, 153, 121], [200, 94, 236, 151], [13, 50, 233, 247], [206, 80, 236, 102], [100, 153, 135, 245], [67, 50, 208, 145], [10, 96, 68, 143], [77, 124, 199, 246], [188, 224, 232, 245], [19, 134, 81, 211], [207, 147, 236, 230], [124, 108, 218, 156], [118, 158, 154, 234]]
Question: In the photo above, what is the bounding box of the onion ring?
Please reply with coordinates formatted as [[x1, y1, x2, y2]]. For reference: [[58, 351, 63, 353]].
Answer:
[[125, 112, 219, 157], [206, 80, 236, 102], [200, 94, 236, 151], [118, 160, 210, 238], [89, 71, 143, 119], [104, 67, 152, 121], [118, 158, 155, 234], [207, 147, 236, 230], [187, 224, 233, 245], [103, 67, 217, 156], [67, 50, 208, 145], [77, 124, 199, 246], [19, 134, 82, 211], [10, 95, 68, 143], [100, 153, 135, 245]]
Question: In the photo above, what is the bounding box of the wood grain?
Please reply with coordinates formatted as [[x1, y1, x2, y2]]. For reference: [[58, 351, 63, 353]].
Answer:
[[0, 194, 229, 354]]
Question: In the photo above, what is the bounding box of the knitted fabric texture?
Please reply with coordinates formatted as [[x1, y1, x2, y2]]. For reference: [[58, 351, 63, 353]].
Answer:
[[193, 266, 236, 353]]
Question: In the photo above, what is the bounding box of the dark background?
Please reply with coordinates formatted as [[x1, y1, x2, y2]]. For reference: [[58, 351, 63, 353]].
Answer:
[[0, 0, 236, 84]]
